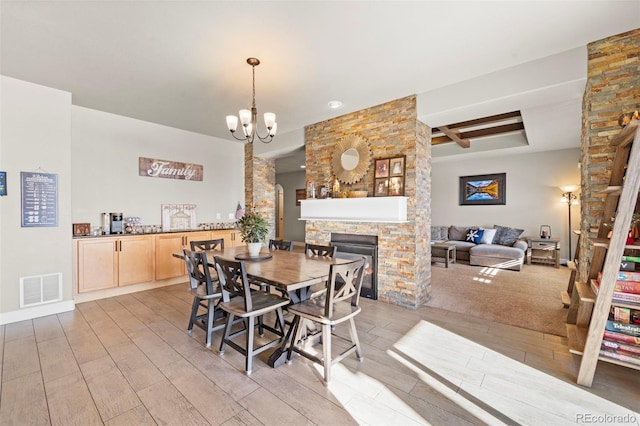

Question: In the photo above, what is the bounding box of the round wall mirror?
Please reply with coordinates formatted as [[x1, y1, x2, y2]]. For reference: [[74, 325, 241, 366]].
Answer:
[[332, 135, 372, 184], [341, 148, 360, 171]]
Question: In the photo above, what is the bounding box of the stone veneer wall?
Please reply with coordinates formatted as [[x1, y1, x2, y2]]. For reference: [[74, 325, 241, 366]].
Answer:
[[578, 29, 640, 282], [244, 143, 277, 241], [304, 95, 431, 308]]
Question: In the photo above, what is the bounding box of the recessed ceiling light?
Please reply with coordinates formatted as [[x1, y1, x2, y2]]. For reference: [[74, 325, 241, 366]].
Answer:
[[300, 165, 306, 169], [328, 100, 342, 109]]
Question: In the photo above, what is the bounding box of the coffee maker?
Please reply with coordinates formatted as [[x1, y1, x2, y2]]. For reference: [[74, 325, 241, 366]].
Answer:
[[110, 213, 124, 234]]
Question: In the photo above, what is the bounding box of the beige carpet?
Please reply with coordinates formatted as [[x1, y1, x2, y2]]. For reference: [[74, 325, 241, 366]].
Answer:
[[427, 261, 571, 336]]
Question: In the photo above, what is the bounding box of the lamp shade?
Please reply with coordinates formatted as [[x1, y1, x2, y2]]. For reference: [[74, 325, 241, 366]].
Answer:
[[560, 185, 579, 192]]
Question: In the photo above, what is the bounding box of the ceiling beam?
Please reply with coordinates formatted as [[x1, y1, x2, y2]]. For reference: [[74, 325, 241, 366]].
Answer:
[[432, 111, 521, 133], [432, 122, 525, 145], [437, 125, 470, 148]]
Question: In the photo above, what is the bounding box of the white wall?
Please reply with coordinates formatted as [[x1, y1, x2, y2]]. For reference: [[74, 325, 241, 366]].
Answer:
[[276, 170, 306, 242], [0, 77, 245, 324], [71, 106, 244, 227], [0, 76, 74, 321], [431, 148, 581, 260]]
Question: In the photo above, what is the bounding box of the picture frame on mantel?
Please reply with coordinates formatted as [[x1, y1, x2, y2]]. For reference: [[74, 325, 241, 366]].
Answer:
[[459, 173, 506, 205], [374, 155, 405, 197]]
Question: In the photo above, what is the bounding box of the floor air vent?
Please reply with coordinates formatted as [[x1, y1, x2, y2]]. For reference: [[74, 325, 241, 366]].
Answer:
[[20, 273, 62, 308]]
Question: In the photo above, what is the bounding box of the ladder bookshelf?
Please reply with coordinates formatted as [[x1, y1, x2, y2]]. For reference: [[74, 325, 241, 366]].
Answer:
[[566, 120, 640, 387]]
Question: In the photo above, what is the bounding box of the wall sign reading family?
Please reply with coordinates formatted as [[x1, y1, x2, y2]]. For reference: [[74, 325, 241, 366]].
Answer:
[[374, 155, 405, 197], [139, 157, 203, 181], [459, 173, 506, 205], [21, 171, 58, 227]]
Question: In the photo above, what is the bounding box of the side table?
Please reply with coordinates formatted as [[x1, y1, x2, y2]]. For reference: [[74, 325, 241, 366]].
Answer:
[[431, 242, 456, 268], [526, 237, 560, 268]]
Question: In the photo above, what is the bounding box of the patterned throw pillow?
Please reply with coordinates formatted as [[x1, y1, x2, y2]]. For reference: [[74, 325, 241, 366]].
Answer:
[[466, 228, 484, 244], [493, 225, 524, 246]]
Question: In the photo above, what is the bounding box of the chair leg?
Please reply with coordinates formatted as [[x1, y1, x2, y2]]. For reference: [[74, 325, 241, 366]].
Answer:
[[246, 316, 255, 375], [348, 318, 363, 361], [205, 299, 215, 348], [219, 313, 234, 355], [286, 315, 301, 362], [322, 323, 332, 383], [188, 297, 199, 333]]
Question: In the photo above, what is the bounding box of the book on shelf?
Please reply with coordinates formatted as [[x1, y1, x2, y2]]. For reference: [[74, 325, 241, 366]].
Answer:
[[604, 330, 640, 345], [617, 270, 640, 282], [600, 349, 640, 366], [605, 320, 640, 337], [602, 340, 640, 356], [610, 306, 640, 324], [594, 273, 640, 295]]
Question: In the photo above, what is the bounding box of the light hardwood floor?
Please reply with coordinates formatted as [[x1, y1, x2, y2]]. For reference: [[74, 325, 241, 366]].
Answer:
[[1, 283, 639, 425]]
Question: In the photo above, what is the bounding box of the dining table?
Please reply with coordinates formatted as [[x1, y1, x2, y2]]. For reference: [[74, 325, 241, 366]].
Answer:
[[173, 245, 353, 366]]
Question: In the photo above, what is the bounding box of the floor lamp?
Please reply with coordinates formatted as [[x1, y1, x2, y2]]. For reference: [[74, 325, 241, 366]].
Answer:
[[560, 185, 579, 261]]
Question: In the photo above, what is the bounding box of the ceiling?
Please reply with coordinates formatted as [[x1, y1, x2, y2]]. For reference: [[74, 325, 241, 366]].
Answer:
[[2, 1, 638, 173]]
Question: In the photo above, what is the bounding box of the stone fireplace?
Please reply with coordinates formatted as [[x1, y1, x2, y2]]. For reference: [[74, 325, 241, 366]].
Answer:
[[303, 95, 431, 308]]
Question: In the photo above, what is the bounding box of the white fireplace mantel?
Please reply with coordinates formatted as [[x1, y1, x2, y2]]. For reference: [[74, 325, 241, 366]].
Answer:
[[300, 196, 408, 223]]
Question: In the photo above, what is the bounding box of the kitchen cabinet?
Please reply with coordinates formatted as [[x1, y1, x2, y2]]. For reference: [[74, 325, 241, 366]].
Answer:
[[212, 229, 242, 247], [154, 231, 211, 280], [77, 235, 154, 293]]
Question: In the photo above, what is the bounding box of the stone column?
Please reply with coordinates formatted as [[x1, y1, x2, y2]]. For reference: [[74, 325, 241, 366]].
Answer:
[[244, 142, 277, 242]]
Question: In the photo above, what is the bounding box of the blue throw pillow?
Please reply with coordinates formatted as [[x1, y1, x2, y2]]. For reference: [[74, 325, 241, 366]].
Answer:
[[466, 229, 484, 244]]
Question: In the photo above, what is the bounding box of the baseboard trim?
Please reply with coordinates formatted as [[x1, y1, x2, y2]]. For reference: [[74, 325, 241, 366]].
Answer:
[[0, 300, 76, 325]]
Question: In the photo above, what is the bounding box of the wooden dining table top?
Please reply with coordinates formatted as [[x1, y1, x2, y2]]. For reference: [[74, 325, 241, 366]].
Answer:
[[174, 246, 352, 293]]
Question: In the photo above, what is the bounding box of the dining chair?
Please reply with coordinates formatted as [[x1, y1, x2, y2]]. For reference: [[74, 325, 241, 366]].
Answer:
[[183, 248, 225, 348], [304, 243, 337, 257], [285, 257, 366, 384], [190, 238, 225, 251], [214, 256, 289, 375], [269, 239, 294, 251]]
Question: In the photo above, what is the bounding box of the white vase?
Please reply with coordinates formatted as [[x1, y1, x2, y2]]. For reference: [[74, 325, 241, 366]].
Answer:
[[247, 242, 262, 257]]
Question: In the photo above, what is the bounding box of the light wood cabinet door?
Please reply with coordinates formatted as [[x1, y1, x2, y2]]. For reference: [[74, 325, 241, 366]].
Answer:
[[213, 229, 242, 247], [154, 233, 186, 280], [119, 235, 155, 286], [185, 231, 212, 249], [78, 238, 118, 293]]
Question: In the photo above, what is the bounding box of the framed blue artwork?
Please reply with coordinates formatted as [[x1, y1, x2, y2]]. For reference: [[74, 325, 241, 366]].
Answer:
[[459, 173, 506, 205]]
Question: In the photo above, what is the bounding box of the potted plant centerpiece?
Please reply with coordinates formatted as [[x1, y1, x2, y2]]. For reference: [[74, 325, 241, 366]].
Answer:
[[237, 207, 269, 257]]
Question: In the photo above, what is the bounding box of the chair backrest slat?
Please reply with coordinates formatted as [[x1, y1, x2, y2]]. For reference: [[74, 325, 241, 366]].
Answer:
[[304, 243, 336, 258], [191, 239, 225, 251], [183, 249, 216, 295], [214, 256, 252, 311], [269, 239, 293, 251], [325, 257, 366, 318]]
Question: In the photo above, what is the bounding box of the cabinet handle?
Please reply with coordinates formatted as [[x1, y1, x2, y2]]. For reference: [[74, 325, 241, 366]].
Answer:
[[115, 241, 118, 252], [119, 241, 122, 252]]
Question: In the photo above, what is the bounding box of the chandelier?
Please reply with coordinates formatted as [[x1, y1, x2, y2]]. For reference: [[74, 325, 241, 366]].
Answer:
[[225, 57, 277, 144]]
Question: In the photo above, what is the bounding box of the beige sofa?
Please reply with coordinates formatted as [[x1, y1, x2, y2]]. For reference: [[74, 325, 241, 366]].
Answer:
[[431, 225, 527, 271]]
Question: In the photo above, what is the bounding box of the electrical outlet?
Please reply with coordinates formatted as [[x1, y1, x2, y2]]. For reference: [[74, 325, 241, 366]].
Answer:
[[216, 213, 221, 220], [228, 213, 235, 220]]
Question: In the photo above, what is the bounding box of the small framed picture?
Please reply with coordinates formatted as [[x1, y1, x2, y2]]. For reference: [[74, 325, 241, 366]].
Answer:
[[374, 178, 388, 197], [375, 159, 390, 178], [390, 156, 405, 176], [388, 177, 404, 196]]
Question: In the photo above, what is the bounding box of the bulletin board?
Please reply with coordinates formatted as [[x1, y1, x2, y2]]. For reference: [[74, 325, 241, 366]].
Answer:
[[21, 172, 58, 227]]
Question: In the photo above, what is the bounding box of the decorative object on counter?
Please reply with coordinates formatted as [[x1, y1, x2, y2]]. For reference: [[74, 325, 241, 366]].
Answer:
[[306, 180, 316, 199], [332, 179, 341, 198], [101, 212, 111, 235], [236, 206, 269, 257], [161, 204, 197, 231], [225, 57, 277, 144], [235, 202, 244, 219], [349, 190, 368, 198], [539, 225, 552, 239], [125, 217, 142, 233], [72, 223, 91, 236], [139, 157, 203, 181], [332, 134, 372, 185], [0, 171, 6, 196], [374, 155, 406, 197]]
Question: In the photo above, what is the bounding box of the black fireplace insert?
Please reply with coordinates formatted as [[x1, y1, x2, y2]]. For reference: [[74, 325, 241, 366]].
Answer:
[[330, 233, 378, 300]]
